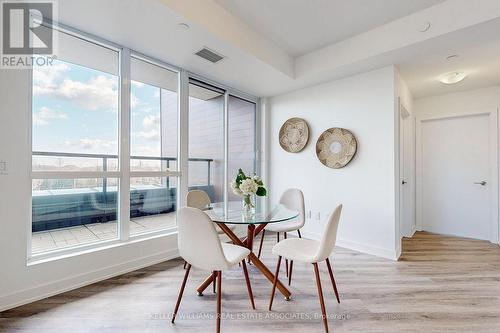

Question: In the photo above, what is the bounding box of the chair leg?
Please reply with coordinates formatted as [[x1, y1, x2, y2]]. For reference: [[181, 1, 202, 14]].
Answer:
[[284, 232, 289, 278], [216, 271, 222, 333], [325, 258, 340, 303], [268, 256, 282, 311], [257, 229, 266, 259], [277, 232, 280, 242], [183, 260, 187, 269], [172, 263, 191, 324], [241, 260, 256, 309], [212, 271, 217, 294], [298, 229, 302, 238], [313, 263, 329, 333], [288, 260, 293, 286]]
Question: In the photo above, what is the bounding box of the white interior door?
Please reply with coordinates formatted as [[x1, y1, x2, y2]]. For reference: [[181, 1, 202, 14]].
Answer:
[[420, 113, 496, 241], [400, 105, 414, 237]]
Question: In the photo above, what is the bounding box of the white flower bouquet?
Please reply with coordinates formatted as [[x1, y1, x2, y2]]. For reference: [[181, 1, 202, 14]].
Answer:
[[230, 169, 267, 218]]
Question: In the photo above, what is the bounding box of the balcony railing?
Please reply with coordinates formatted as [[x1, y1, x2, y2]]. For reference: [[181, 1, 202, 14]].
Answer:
[[32, 151, 215, 232], [33, 151, 213, 189]]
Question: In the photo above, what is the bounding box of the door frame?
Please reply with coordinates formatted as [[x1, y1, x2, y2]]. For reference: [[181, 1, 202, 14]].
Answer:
[[415, 108, 499, 244]]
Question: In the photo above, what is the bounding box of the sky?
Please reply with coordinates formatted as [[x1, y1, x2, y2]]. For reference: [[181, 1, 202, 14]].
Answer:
[[32, 58, 174, 164], [31, 57, 253, 180]]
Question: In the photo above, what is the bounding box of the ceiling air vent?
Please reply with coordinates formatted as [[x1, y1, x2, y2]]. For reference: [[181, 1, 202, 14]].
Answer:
[[195, 47, 224, 63]]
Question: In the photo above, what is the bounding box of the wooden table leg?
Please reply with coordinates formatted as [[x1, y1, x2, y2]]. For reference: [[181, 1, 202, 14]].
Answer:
[[197, 273, 215, 296], [246, 224, 255, 264], [248, 252, 291, 299], [243, 223, 267, 247], [196, 223, 291, 299], [247, 224, 255, 252]]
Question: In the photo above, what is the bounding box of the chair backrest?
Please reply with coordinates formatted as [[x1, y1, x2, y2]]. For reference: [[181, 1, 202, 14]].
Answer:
[[178, 207, 228, 271], [186, 189, 211, 210], [314, 204, 342, 262], [279, 188, 305, 228]]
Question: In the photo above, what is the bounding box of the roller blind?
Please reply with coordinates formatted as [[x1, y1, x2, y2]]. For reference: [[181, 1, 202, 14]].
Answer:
[[43, 26, 119, 75]]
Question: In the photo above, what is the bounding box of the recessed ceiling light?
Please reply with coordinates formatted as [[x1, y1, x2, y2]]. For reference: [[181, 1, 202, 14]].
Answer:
[[418, 21, 431, 32], [178, 23, 190, 30], [438, 71, 467, 85]]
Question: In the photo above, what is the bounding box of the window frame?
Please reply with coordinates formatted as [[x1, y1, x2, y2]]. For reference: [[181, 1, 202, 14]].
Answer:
[[28, 20, 260, 261]]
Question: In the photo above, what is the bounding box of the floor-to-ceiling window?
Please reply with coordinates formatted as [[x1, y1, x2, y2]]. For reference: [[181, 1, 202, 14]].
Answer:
[[30, 23, 258, 258], [31, 28, 120, 254], [129, 56, 179, 236]]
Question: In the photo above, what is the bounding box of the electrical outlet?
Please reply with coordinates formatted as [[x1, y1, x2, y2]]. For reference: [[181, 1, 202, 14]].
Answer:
[[316, 212, 321, 220], [307, 210, 312, 219], [0, 161, 6, 175]]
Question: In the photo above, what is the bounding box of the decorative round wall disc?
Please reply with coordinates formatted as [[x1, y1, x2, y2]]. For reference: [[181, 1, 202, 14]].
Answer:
[[279, 118, 309, 153], [316, 128, 357, 168]]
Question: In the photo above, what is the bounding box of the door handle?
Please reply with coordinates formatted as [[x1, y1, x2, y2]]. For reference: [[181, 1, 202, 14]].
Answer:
[[474, 181, 487, 186], [401, 180, 407, 185]]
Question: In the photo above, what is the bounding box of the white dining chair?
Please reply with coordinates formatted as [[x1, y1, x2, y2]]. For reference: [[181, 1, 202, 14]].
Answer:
[[172, 207, 255, 333], [184, 190, 237, 269], [186, 189, 211, 210], [187, 189, 237, 234], [257, 188, 305, 282], [268, 204, 342, 333]]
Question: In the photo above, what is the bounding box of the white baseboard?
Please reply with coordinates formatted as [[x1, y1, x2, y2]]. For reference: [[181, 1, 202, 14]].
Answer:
[[410, 225, 417, 237], [0, 248, 179, 312], [336, 239, 400, 260], [300, 230, 399, 261], [395, 243, 402, 261]]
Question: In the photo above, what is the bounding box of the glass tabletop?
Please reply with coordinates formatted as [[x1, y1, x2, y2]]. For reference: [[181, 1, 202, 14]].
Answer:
[[205, 201, 299, 225]]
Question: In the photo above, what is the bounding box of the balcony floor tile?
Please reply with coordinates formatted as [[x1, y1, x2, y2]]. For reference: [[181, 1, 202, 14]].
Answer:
[[32, 212, 177, 254]]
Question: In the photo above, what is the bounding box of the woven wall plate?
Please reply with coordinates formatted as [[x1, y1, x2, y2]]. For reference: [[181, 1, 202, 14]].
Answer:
[[316, 127, 357, 169], [279, 118, 309, 153]]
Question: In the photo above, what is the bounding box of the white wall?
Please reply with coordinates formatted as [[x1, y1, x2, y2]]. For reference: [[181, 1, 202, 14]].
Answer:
[[268, 66, 400, 260], [414, 85, 500, 117], [0, 69, 180, 311]]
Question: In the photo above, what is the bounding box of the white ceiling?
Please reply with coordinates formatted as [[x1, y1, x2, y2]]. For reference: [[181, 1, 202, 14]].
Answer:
[[215, 0, 445, 56], [397, 19, 500, 99], [57, 0, 500, 99]]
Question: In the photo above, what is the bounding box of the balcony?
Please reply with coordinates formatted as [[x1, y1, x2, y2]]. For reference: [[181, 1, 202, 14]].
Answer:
[[32, 151, 215, 254]]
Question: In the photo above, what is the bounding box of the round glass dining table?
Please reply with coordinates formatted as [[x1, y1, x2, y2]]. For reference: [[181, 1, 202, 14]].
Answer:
[[206, 201, 299, 224], [196, 201, 298, 300]]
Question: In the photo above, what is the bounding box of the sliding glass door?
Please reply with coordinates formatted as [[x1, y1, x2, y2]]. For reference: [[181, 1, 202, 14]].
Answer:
[[187, 79, 257, 205], [227, 95, 257, 201], [188, 80, 225, 204]]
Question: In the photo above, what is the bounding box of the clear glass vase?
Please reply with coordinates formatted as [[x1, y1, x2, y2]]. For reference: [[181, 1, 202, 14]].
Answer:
[[242, 195, 255, 220]]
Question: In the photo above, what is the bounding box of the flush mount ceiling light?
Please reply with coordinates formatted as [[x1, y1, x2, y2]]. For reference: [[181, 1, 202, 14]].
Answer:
[[438, 71, 467, 85]]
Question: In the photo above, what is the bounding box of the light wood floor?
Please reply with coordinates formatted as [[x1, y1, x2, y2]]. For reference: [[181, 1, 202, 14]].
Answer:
[[2, 231, 500, 333]]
